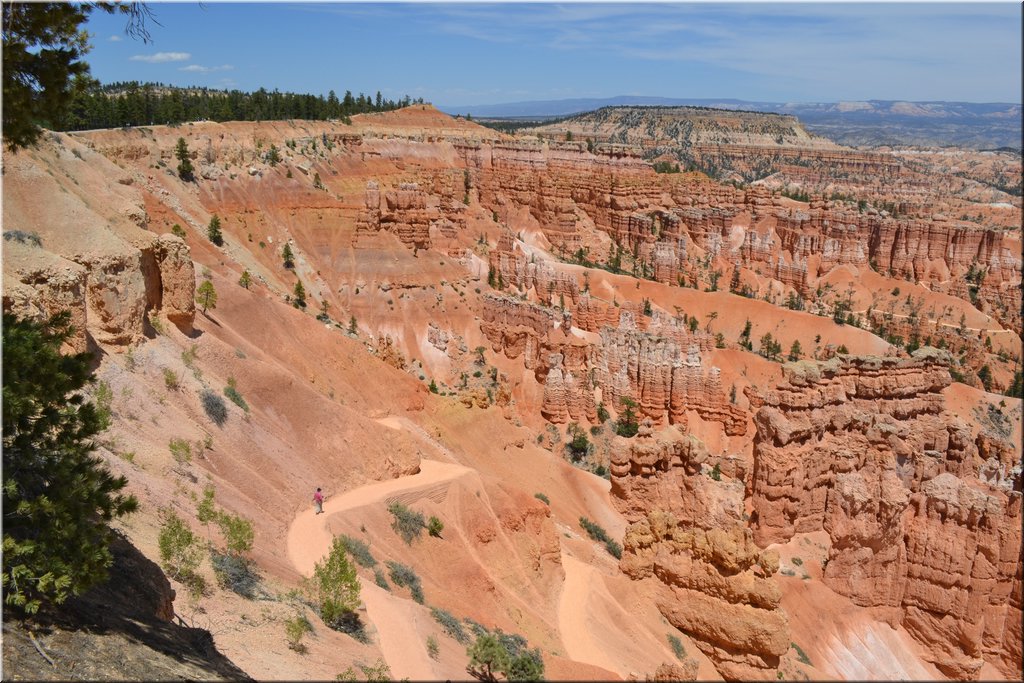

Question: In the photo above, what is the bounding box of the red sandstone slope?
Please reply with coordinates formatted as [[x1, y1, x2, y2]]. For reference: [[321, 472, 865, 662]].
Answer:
[[2, 106, 1020, 681]]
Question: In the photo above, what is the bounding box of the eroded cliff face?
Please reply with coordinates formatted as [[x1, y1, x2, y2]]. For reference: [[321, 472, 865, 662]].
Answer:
[[478, 282, 743, 434], [593, 313, 745, 434], [751, 350, 1023, 679], [612, 426, 788, 680], [2, 134, 196, 346]]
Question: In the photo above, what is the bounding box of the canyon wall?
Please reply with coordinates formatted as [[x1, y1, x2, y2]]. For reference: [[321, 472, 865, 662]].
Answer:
[[612, 426, 789, 680], [751, 350, 1022, 679]]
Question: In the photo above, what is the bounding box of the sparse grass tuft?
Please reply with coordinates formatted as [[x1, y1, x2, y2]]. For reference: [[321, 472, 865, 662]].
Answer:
[[430, 606, 469, 644], [667, 633, 687, 660], [224, 376, 249, 412], [388, 501, 426, 544], [338, 534, 377, 568], [169, 438, 192, 464], [534, 492, 550, 505], [579, 516, 622, 559], [792, 642, 812, 666], [427, 515, 444, 538], [163, 367, 180, 390], [386, 560, 424, 604], [201, 389, 228, 426]]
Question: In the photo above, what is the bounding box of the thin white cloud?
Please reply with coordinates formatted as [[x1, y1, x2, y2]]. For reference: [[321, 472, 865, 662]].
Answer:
[[108, 35, 122, 42], [130, 52, 191, 63], [179, 64, 234, 74]]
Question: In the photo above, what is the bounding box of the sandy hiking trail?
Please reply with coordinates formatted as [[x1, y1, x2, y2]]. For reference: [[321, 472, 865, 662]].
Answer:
[[559, 552, 675, 677], [286, 458, 473, 576], [285, 450, 473, 680], [358, 579, 439, 680]]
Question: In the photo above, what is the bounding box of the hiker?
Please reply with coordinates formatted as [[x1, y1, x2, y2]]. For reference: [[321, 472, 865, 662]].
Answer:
[[313, 487, 324, 514]]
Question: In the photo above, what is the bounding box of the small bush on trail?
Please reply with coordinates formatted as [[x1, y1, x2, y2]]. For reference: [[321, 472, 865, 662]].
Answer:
[[427, 634, 440, 660], [580, 516, 622, 559], [224, 380, 249, 413], [667, 633, 687, 660], [201, 389, 228, 426], [373, 568, 390, 591], [211, 550, 260, 598], [285, 613, 313, 653], [386, 560, 424, 604], [339, 534, 377, 568], [309, 537, 363, 639], [388, 501, 426, 544], [431, 606, 469, 644], [428, 515, 444, 538]]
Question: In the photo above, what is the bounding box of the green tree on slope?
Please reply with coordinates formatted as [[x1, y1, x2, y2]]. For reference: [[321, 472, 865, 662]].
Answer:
[[2, 312, 138, 613], [2, 2, 154, 150]]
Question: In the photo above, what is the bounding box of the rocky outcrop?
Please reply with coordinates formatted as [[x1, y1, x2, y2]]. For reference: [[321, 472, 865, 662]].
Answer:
[[426, 323, 449, 352], [751, 351, 955, 544], [147, 234, 196, 334], [633, 660, 699, 681], [488, 235, 580, 306], [2, 136, 196, 345], [480, 291, 744, 433], [3, 232, 195, 346], [480, 294, 558, 372], [595, 318, 745, 434], [540, 352, 596, 424], [612, 427, 788, 679], [751, 350, 1023, 679], [469, 131, 1019, 334], [356, 181, 463, 250], [2, 239, 90, 352], [374, 335, 407, 370]]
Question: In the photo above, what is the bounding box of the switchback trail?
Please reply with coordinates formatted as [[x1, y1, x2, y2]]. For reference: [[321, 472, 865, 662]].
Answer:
[[286, 458, 473, 577]]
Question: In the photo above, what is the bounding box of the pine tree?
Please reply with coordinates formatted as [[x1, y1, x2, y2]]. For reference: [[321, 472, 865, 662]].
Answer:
[[615, 397, 640, 438], [3, 3, 155, 149], [175, 136, 194, 180], [1007, 369, 1023, 398], [977, 365, 993, 392], [788, 340, 803, 361], [238, 270, 252, 289], [466, 634, 510, 682], [2, 312, 138, 614], [282, 243, 295, 269], [207, 214, 223, 246], [265, 144, 281, 166], [196, 280, 218, 313], [738, 319, 753, 350], [293, 280, 307, 308]]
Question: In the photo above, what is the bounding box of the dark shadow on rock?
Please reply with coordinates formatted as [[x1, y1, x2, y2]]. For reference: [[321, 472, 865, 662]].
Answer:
[[23, 531, 252, 681]]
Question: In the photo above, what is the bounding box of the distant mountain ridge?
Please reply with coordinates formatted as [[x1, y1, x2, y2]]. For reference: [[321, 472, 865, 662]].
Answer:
[[441, 97, 1022, 149]]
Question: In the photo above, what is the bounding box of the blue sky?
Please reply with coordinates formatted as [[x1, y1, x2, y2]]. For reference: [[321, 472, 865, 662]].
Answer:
[[84, 2, 1023, 106]]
